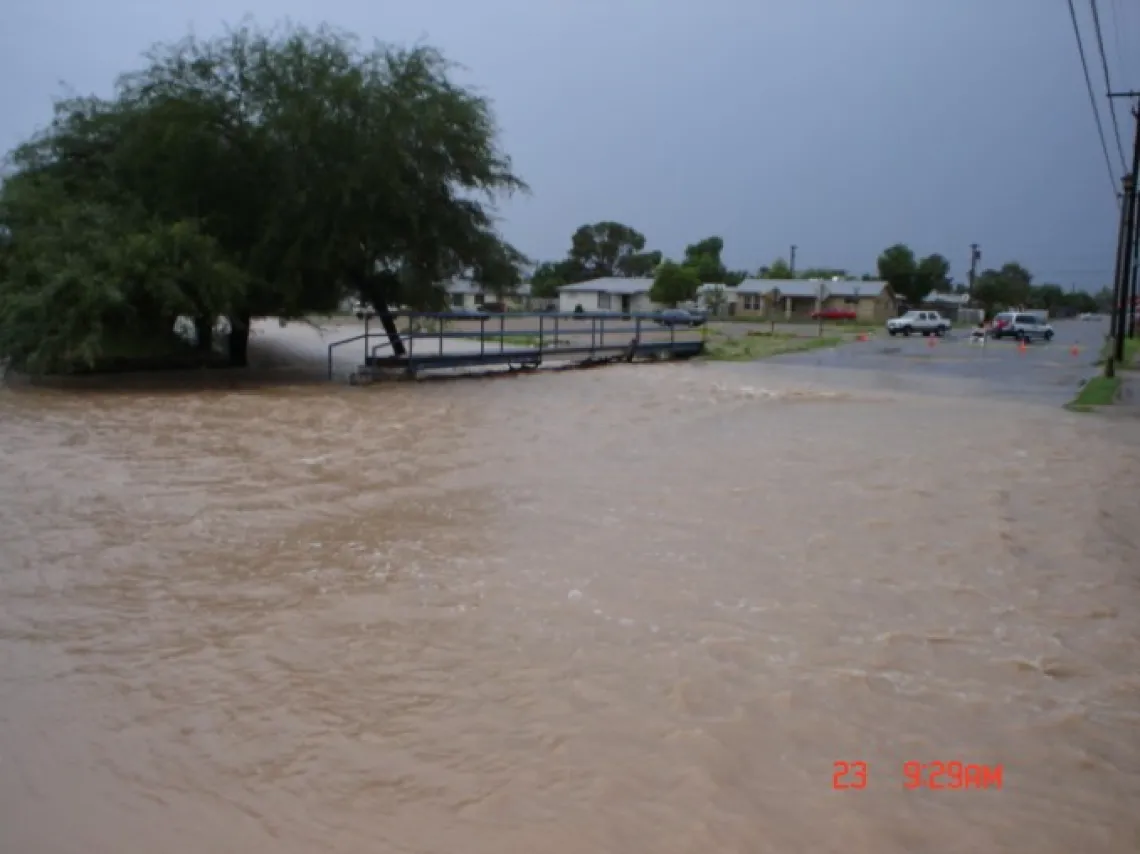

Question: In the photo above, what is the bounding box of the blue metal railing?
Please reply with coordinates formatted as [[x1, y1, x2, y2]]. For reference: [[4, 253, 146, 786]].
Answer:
[[328, 310, 702, 379]]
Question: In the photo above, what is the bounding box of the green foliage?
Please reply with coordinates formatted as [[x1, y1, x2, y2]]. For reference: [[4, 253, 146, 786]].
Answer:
[[916, 253, 952, 293], [682, 236, 726, 283], [797, 267, 850, 280], [1066, 376, 1120, 411], [972, 263, 1033, 312], [0, 22, 525, 373], [759, 258, 794, 279], [565, 221, 661, 279], [649, 260, 700, 306], [875, 244, 920, 301]]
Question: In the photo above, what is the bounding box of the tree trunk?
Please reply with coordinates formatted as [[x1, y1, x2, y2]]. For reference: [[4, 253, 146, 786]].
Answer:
[[228, 313, 252, 367], [193, 316, 213, 353], [375, 301, 406, 357], [355, 268, 406, 357]]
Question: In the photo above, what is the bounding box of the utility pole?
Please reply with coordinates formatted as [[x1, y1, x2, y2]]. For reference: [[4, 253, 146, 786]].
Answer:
[[1130, 219, 1139, 338], [1107, 179, 1129, 375], [967, 244, 981, 298], [789, 245, 797, 276], [1112, 101, 1140, 367]]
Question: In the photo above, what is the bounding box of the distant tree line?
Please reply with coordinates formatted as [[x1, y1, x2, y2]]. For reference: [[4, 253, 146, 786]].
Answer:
[[530, 227, 1107, 315], [873, 243, 1103, 315], [0, 23, 527, 374]]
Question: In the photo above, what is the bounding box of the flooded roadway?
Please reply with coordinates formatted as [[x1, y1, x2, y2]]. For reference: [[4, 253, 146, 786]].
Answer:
[[1, 330, 1139, 853]]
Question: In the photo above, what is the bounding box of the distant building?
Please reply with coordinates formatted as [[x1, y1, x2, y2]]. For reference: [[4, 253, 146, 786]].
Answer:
[[557, 278, 658, 314], [696, 283, 736, 316], [733, 279, 896, 322], [442, 278, 487, 310], [921, 290, 973, 321]]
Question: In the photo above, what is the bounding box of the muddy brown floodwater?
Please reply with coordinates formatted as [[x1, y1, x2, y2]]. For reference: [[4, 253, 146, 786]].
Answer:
[[1, 358, 1139, 854]]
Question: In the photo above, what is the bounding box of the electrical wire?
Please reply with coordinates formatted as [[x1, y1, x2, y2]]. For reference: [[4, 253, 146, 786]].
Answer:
[[1108, 0, 1130, 89], [1088, 0, 1128, 171], [1066, 0, 1122, 200]]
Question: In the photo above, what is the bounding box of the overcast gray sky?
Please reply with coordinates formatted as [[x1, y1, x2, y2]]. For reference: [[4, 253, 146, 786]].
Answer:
[[3, 0, 1137, 287]]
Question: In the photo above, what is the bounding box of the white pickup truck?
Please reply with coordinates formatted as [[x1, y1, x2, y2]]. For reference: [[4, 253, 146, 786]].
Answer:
[[886, 310, 950, 337]]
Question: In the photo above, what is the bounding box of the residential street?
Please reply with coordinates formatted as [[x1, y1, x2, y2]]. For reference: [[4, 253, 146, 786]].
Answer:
[[754, 318, 1110, 406]]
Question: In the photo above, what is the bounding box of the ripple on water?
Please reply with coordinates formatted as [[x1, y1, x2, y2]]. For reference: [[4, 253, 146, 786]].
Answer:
[[1, 360, 1139, 854]]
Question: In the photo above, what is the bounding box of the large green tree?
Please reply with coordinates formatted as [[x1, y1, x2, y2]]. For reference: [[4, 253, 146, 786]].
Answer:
[[0, 23, 526, 372], [649, 261, 700, 306], [680, 235, 746, 285], [876, 244, 919, 302], [759, 258, 794, 279], [566, 221, 660, 279], [875, 245, 955, 303], [915, 253, 952, 295], [972, 263, 1033, 312]]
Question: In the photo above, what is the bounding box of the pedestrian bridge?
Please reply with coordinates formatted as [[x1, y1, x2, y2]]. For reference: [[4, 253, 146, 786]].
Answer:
[[327, 311, 705, 380]]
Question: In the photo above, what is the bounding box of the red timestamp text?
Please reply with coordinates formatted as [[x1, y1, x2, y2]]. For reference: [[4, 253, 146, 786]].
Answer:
[[832, 761, 1003, 790]]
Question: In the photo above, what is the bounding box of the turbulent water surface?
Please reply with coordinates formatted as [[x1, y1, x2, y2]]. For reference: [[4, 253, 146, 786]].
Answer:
[[1, 356, 1138, 853]]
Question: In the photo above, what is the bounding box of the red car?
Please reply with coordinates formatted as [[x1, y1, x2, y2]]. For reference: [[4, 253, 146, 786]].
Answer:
[[810, 308, 858, 321]]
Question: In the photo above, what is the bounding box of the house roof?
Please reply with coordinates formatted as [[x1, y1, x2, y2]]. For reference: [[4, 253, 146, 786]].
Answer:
[[442, 277, 482, 294], [735, 278, 889, 298], [923, 290, 970, 305], [826, 280, 889, 298], [559, 277, 653, 295], [736, 278, 822, 297]]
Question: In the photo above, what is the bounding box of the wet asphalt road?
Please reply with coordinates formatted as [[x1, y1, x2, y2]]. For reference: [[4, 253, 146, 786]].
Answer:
[[759, 319, 1110, 406]]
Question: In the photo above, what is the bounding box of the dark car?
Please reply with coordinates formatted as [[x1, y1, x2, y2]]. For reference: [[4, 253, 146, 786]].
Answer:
[[449, 306, 490, 319], [655, 309, 706, 328]]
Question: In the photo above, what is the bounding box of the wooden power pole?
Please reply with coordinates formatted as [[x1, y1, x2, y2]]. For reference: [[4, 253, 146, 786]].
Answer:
[[1111, 102, 1140, 367], [967, 244, 981, 296]]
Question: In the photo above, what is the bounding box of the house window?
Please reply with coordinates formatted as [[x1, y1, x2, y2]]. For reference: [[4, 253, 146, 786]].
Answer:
[[474, 293, 485, 305], [598, 293, 612, 309], [743, 293, 763, 311], [451, 293, 464, 307]]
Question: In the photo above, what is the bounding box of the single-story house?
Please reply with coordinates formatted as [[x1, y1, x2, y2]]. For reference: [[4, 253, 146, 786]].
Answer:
[[442, 278, 487, 310], [818, 280, 897, 322], [733, 279, 822, 318], [732, 278, 896, 322], [557, 278, 659, 314], [920, 290, 974, 321], [696, 282, 736, 316]]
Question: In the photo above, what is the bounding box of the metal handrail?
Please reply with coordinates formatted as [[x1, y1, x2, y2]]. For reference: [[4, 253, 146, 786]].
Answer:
[[327, 310, 704, 378]]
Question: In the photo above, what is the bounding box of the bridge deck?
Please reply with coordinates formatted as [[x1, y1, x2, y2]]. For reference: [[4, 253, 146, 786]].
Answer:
[[328, 311, 705, 379]]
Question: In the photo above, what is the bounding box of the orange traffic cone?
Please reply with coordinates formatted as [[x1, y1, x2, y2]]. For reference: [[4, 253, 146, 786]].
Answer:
[[1018, 341, 1028, 354], [1070, 345, 1080, 357]]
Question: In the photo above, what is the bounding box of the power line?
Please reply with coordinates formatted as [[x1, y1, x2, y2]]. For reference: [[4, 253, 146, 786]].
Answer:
[[1066, 0, 1122, 200], [1108, 0, 1130, 87], [1088, 0, 1129, 171]]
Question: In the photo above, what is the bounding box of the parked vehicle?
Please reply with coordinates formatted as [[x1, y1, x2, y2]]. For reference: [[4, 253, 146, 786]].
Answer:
[[352, 299, 375, 320], [994, 312, 1053, 342], [811, 308, 858, 321], [991, 312, 1054, 342], [1079, 312, 1103, 321], [655, 308, 705, 328], [886, 311, 950, 337]]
